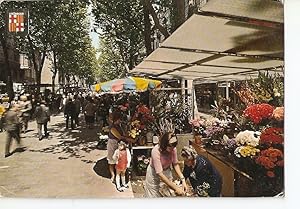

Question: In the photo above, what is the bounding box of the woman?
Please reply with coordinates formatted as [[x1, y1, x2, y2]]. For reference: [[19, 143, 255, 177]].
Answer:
[[144, 132, 188, 197], [107, 111, 133, 182], [181, 146, 223, 197]]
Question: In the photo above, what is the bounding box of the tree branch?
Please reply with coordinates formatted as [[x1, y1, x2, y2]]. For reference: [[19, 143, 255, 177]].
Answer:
[[144, 0, 170, 38]]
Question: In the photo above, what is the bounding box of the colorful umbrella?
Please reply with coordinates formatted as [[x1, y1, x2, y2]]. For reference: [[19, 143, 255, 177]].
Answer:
[[94, 77, 162, 93]]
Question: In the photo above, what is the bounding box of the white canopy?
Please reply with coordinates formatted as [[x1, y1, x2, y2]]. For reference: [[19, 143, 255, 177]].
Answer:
[[131, 0, 284, 82]]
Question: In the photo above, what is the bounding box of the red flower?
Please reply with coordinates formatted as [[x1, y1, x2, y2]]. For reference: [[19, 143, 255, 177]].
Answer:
[[243, 103, 274, 124], [260, 128, 284, 145], [276, 160, 284, 167], [255, 147, 284, 171], [267, 171, 275, 178]]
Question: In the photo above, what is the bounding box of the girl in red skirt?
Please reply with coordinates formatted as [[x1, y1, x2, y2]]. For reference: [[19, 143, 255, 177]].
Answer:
[[113, 141, 131, 192]]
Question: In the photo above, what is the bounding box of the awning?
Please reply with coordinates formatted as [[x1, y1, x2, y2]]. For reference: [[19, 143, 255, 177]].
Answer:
[[130, 0, 284, 82]]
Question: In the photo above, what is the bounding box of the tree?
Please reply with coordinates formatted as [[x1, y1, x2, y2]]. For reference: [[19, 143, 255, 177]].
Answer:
[[0, 1, 18, 99], [92, 0, 145, 74], [96, 37, 126, 82]]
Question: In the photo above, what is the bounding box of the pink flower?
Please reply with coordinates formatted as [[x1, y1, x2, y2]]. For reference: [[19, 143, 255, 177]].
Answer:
[[272, 107, 284, 121]]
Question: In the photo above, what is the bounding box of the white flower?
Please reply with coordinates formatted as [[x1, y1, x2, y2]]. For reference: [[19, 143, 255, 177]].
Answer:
[[235, 130, 260, 147]]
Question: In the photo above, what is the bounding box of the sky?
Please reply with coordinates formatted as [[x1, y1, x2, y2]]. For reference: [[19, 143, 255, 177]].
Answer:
[[88, 3, 100, 49]]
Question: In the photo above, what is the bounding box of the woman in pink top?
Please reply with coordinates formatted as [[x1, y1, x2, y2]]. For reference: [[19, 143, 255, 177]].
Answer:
[[144, 132, 188, 197]]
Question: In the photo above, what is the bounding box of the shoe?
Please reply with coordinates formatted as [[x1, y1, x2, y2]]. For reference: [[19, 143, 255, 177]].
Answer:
[[116, 187, 124, 192], [39, 137, 43, 141], [5, 153, 11, 158], [111, 176, 115, 184], [122, 184, 129, 189]]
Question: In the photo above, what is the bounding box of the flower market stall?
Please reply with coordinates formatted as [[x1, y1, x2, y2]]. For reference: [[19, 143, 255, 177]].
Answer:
[[187, 71, 284, 196]]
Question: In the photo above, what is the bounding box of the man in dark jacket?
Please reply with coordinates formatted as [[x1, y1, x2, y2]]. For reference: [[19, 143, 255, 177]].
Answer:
[[64, 98, 76, 129], [4, 104, 22, 157], [33, 101, 50, 140]]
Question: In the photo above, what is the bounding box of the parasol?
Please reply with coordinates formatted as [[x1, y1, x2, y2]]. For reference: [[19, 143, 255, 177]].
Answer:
[[94, 76, 161, 93]]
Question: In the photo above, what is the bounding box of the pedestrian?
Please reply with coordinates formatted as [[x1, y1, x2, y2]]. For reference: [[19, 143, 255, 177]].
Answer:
[[4, 104, 22, 158], [144, 132, 188, 197], [107, 111, 134, 182], [0, 100, 6, 132], [19, 95, 32, 133], [74, 94, 81, 127], [181, 146, 223, 197], [64, 98, 76, 129], [84, 97, 96, 129], [33, 101, 50, 140], [112, 141, 131, 192]]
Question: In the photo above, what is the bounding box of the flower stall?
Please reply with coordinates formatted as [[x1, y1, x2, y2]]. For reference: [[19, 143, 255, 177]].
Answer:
[[189, 72, 284, 196]]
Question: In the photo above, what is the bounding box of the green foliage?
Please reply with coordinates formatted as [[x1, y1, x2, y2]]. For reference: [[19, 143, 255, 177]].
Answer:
[[249, 71, 284, 107], [1, 0, 98, 85], [95, 37, 127, 82], [92, 0, 145, 75], [150, 90, 192, 134]]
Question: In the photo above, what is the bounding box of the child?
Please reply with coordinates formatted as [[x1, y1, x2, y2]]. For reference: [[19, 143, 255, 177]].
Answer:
[[112, 141, 131, 192]]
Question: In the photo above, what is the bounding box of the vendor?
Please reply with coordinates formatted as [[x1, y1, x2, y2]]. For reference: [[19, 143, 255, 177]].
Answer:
[[181, 146, 223, 197], [144, 132, 188, 197]]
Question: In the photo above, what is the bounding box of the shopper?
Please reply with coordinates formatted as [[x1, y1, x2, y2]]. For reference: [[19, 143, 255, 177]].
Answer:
[[33, 101, 50, 140], [4, 104, 22, 158], [181, 146, 223, 197], [144, 132, 188, 197], [64, 98, 76, 129], [112, 141, 131, 192]]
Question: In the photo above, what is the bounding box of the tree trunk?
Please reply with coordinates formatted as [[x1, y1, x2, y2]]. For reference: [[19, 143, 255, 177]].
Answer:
[[28, 35, 47, 91], [142, 0, 152, 55], [51, 51, 57, 93], [144, 0, 170, 38], [0, 33, 15, 100], [171, 0, 186, 32]]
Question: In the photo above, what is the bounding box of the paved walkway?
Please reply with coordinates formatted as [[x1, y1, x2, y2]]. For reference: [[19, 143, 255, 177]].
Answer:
[[0, 113, 134, 198]]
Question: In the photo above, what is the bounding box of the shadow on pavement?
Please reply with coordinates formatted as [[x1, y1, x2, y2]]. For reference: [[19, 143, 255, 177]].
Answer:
[[28, 116, 101, 164], [93, 157, 110, 179]]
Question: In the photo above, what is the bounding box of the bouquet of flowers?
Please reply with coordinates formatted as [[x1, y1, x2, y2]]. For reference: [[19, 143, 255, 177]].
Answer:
[[255, 147, 284, 178], [260, 127, 284, 146], [132, 104, 155, 131], [234, 130, 261, 147], [128, 120, 142, 139], [189, 118, 206, 136], [243, 103, 274, 124], [234, 145, 260, 158], [136, 155, 150, 175], [195, 182, 211, 197]]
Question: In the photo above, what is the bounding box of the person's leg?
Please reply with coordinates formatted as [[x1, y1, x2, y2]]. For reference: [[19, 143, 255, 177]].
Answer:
[[115, 170, 124, 192], [109, 164, 116, 182], [75, 113, 79, 126], [44, 122, 48, 137], [5, 131, 13, 157], [37, 123, 42, 140], [71, 116, 75, 129], [66, 115, 69, 129], [121, 170, 128, 188]]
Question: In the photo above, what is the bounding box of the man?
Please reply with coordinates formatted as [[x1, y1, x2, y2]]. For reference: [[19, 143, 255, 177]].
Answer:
[[73, 94, 81, 127], [19, 95, 32, 133], [4, 104, 22, 157], [33, 101, 50, 140], [64, 97, 76, 129]]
